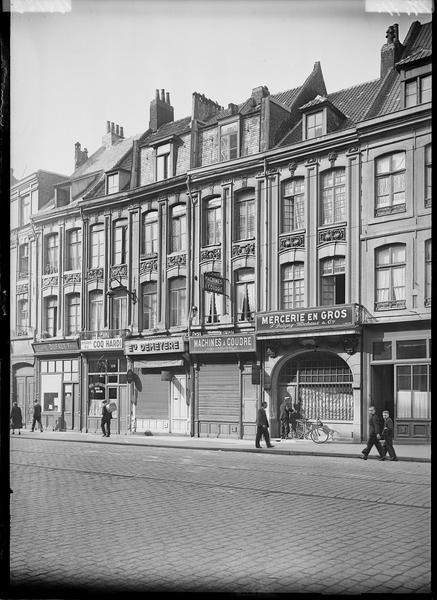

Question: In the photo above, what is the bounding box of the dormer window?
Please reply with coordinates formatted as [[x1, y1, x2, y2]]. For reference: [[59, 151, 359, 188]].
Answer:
[[405, 74, 432, 107], [220, 122, 238, 161], [107, 172, 119, 194], [306, 111, 323, 139], [156, 143, 171, 180]]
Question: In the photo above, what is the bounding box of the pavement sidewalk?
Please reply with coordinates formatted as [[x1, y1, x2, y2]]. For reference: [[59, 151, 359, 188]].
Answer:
[[11, 429, 431, 462]]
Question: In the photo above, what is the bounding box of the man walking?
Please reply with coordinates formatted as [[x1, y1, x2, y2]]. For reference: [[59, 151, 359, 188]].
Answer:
[[381, 410, 398, 461], [255, 401, 274, 449], [101, 400, 112, 437], [360, 405, 385, 460], [31, 399, 43, 432]]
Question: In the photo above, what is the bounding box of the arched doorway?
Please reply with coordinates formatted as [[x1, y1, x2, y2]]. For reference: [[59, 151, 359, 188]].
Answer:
[[277, 351, 353, 424]]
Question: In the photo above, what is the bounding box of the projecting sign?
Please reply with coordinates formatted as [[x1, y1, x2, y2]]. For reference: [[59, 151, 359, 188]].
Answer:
[[189, 333, 256, 354], [80, 337, 123, 351], [203, 272, 225, 295], [124, 336, 185, 355], [256, 306, 355, 333]]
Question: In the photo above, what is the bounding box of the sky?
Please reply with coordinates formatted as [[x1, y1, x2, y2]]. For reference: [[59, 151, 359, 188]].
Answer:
[[10, 0, 433, 179]]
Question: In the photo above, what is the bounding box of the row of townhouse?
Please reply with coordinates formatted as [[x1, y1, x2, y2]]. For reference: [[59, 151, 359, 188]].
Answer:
[[10, 20, 431, 442]]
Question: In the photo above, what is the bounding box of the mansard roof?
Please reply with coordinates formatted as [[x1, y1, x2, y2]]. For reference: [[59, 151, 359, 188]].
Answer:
[[71, 135, 137, 179]]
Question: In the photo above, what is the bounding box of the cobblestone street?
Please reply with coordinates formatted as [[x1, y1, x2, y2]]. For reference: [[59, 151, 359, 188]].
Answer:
[[9, 437, 431, 595]]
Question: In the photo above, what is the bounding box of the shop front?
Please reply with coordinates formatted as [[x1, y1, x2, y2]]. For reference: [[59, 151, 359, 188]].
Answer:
[[80, 332, 129, 434], [32, 339, 81, 431], [363, 322, 431, 443], [124, 335, 189, 435], [256, 305, 362, 441], [189, 332, 258, 439]]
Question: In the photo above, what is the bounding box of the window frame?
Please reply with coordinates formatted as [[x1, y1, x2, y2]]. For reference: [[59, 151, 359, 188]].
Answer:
[[425, 144, 431, 207], [18, 243, 29, 278], [156, 143, 172, 181], [305, 110, 324, 139], [89, 223, 105, 269], [66, 228, 82, 271], [219, 121, 239, 162], [16, 295, 28, 331], [141, 281, 158, 330], [281, 262, 304, 309], [112, 219, 128, 265], [44, 295, 58, 337], [89, 290, 104, 331], [142, 211, 159, 255], [20, 194, 30, 226], [281, 178, 305, 233], [107, 172, 119, 195], [45, 233, 59, 274], [375, 244, 406, 311], [235, 189, 255, 241], [320, 256, 346, 306], [169, 277, 187, 327], [404, 74, 432, 107], [374, 152, 406, 216], [320, 169, 346, 226], [111, 290, 128, 330], [203, 196, 222, 246], [234, 268, 255, 322], [170, 204, 187, 253], [65, 293, 81, 336]]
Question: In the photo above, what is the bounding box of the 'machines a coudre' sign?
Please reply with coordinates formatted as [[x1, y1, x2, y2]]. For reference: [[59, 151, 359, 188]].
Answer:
[[257, 306, 355, 332]]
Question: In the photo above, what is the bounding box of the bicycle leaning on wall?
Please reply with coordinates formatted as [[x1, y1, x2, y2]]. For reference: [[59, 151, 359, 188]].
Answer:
[[294, 418, 336, 443]]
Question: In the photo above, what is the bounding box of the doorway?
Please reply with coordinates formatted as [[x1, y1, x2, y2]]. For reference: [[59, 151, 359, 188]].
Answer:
[[170, 374, 189, 434], [371, 365, 394, 416]]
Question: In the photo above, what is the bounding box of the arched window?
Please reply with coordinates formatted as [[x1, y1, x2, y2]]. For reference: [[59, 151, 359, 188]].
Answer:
[[113, 218, 128, 265], [375, 152, 406, 215], [281, 179, 304, 233], [171, 205, 186, 253], [203, 197, 222, 246], [235, 268, 255, 321], [320, 169, 346, 225], [16, 296, 28, 331], [235, 189, 255, 240], [67, 228, 82, 271], [90, 224, 105, 268], [142, 211, 158, 255], [320, 256, 345, 306], [169, 277, 186, 326], [89, 290, 103, 331], [44, 296, 58, 337], [142, 281, 157, 330], [375, 244, 406, 310], [281, 263, 304, 309], [66, 293, 80, 335]]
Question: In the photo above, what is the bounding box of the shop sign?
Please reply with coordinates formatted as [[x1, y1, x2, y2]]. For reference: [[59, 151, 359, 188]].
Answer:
[[33, 340, 79, 354], [257, 306, 355, 333], [189, 333, 256, 354], [204, 272, 225, 295], [80, 337, 123, 351], [125, 336, 185, 355]]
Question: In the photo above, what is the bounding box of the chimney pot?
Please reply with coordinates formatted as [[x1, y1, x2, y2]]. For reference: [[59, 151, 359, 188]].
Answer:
[[116, 124, 120, 136], [120, 126, 124, 138], [106, 121, 111, 133], [155, 89, 160, 100], [111, 122, 115, 133], [161, 89, 165, 102], [166, 92, 170, 105]]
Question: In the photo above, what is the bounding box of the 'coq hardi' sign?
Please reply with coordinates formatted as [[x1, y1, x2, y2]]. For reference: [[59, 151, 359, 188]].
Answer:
[[256, 306, 355, 333], [80, 337, 123, 351]]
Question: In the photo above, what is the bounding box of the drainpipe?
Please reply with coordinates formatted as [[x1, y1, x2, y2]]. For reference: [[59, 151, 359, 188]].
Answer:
[[186, 174, 197, 437]]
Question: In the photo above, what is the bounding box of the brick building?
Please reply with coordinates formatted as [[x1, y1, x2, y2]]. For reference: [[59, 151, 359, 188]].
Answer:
[[12, 20, 431, 442]]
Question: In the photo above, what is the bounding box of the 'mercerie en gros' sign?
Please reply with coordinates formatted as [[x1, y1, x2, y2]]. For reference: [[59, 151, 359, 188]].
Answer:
[[256, 306, 355, 332], [80, 337, 123, 351], [189, 333, 256, 354], [124, 336, 185, 355]]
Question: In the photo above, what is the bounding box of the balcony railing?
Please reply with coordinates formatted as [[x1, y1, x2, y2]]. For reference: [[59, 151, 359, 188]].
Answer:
[[81, 329, 129, 340]]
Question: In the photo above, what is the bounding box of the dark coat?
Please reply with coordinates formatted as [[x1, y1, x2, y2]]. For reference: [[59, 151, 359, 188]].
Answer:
[[10, 405, 23, 428], [368, 413, 381, 436], [382, 417, 394, 439], [256, 407, 269, 428], [33, 403, 42, 418], [279, 403, 290, 423], [101, 404, 112, 422]]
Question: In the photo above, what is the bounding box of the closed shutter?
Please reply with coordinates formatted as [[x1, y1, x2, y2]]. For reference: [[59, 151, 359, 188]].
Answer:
[[198, 362, 240, 421], [135, 372, 169, 419]]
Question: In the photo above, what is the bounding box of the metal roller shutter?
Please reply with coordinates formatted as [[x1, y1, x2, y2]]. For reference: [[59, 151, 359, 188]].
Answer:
[[135, 372, 169, 419], [198, 362, 240, 421]]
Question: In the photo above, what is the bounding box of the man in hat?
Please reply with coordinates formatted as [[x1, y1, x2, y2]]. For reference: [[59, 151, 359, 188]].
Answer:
[[255, 401, 274, 449], [101, 400, 112, 437], [279, 396, 291, 439], [31, 399, 43, 432]]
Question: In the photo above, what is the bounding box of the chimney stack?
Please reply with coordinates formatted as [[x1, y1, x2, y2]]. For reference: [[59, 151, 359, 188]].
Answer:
[[191, 92, 223, 122], [380, 24, 403, 78], [102, 122, 125, 147], [74, 142, 88, 169], [251, 86, 270, 105], [149, 88, 174, 132]]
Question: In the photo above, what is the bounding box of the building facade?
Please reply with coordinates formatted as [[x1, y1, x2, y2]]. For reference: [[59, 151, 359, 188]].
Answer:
[[11, 20, 431, 442]]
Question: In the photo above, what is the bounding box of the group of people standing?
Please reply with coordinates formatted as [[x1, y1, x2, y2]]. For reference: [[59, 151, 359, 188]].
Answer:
[[279, 396, 302, 439]]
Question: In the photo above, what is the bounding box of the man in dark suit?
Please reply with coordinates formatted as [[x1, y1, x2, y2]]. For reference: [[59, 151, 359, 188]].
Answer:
[[381, 410, 398, 461], [361, 405, 385, 460], [31, 399, 43, 432], [255, 401, 274, 449], [279, 397, 291, 439], [101, 400, 112, 437]]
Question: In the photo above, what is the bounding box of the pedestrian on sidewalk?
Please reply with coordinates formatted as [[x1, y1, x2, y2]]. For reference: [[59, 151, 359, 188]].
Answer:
[[255, 401, 274, 449], [10, 401, 23, 435], [101, 400, 112, 437], [381, 410, 398, 461], [279, 397, 291, 439], [360, 405, 385, 460], [31, 399, 43, 432]]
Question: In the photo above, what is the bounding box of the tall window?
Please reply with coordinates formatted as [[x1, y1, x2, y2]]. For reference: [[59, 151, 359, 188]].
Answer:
[[89, 290, 103, 331], [396, 364, 430, 419], [375, 244, 406, 309], [320, 170, 346, 225], [204, 197, 222, 246], [220, 122, 238, 161], [320, 256, 345, 306], [112, 292, 128, 329], [45, 234, 59, 274], [142, 282, 157, 330], [375, 152, 406, 215], [425, 144, 431, 206], [18, 243, 29, 277], [171, 205, 186, 253], [156, 143, 171, 180], [281, 263, 304, 309], [142, 211, 158, 255], [20, 194, 30, 226], [235, 268, 255, 321], [16, 296, 28, 331], [107, 172, 119, 194], [44, 296, 58, 337], [306, 111, 323, 139], [113, 219, 128, 265], [90, 224, 105, 268], [67, 229, 81, 271], [405, 74, 432, 107], [169, 277, 186, 327], [66, 293, 80, 335], [235, 190, 255, 240], [282, 179, 305, 232], [425, 240, 431, 305]]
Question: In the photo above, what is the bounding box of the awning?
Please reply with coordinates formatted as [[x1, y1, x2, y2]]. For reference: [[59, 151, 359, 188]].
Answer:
[[134, 358, 184, 369]]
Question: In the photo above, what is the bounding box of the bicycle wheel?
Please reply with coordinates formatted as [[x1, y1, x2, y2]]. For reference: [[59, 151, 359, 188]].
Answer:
[[311, 426, 329, 443], [295, 421, 305, 439]]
